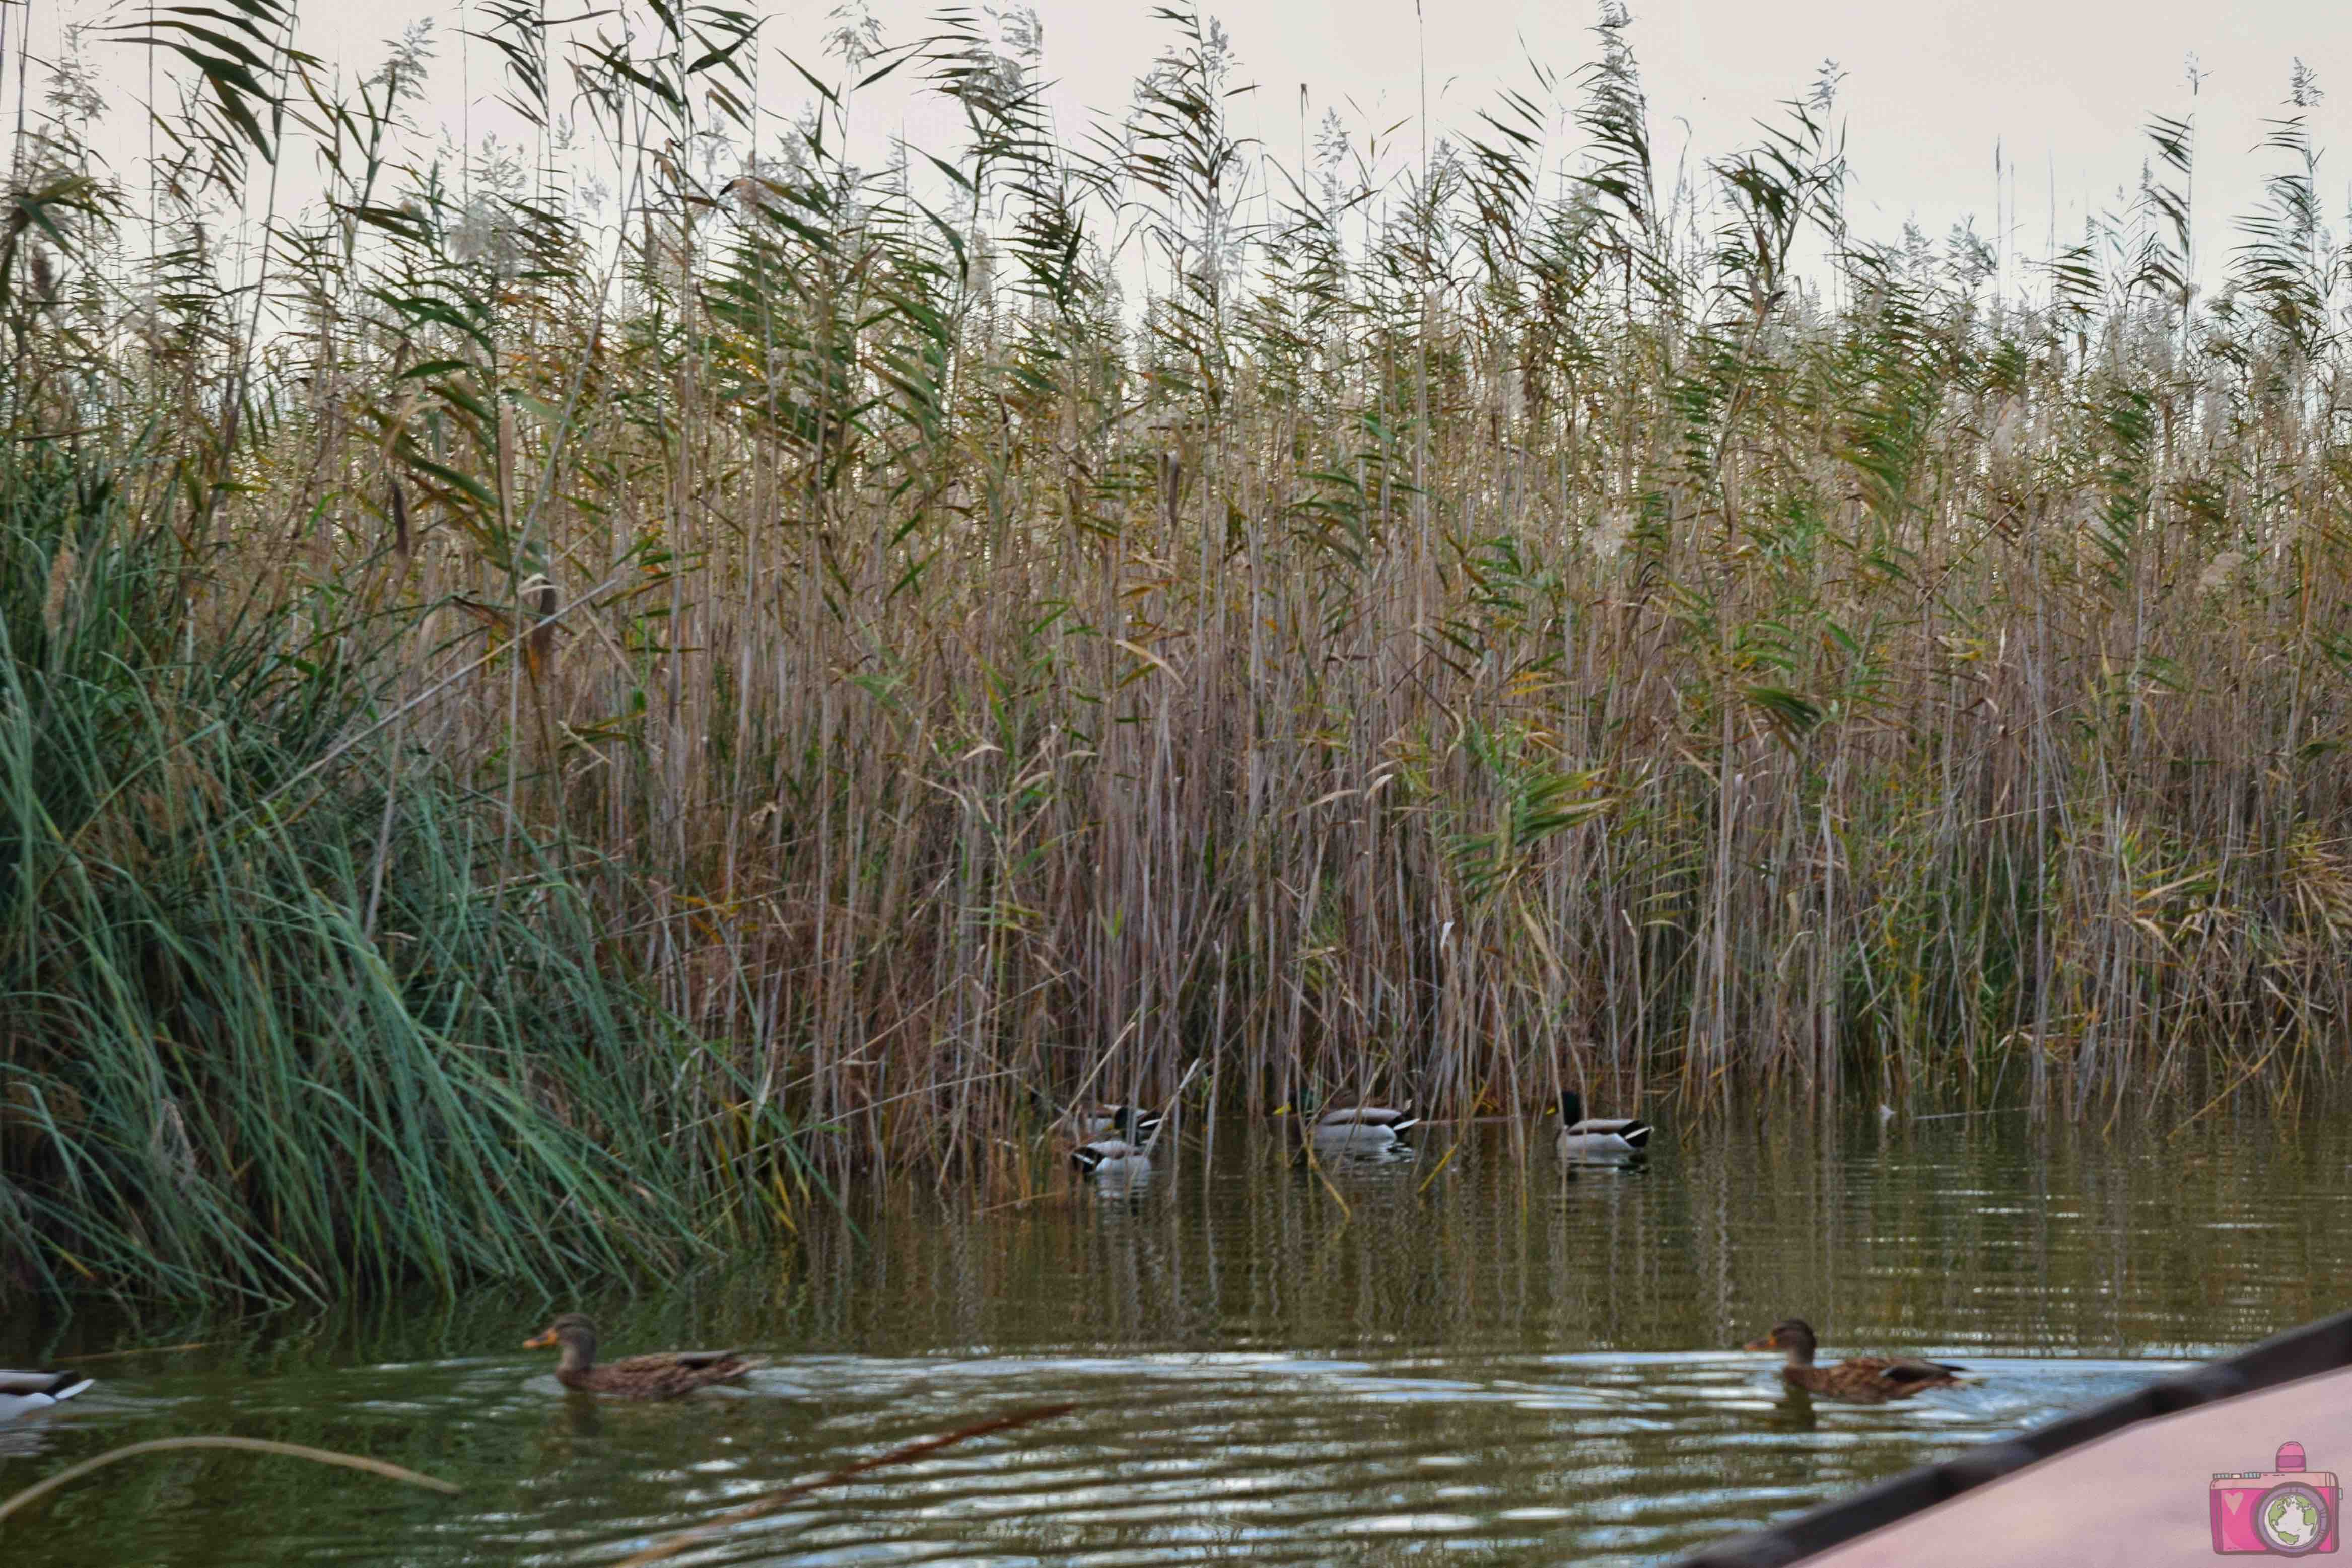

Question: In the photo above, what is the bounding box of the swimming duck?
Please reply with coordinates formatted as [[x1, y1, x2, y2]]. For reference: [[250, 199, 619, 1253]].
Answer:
[[1071, 1105, 1164, 1143], [1030, 1088, 1165, 1145], [1070, 1136, 1151, 1178], [1063, 1094, 1168, 1183], [1743, 1318, 1969, 1402], [1555, 1090, 1652, 1161], [523, 1314, 757, 1399], [0, 1368, 92, 1422], [1295, 1105, 1421, 1153]]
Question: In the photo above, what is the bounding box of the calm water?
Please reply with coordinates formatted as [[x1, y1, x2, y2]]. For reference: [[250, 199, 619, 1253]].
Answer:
[[6, 1109, 2350, 1565]]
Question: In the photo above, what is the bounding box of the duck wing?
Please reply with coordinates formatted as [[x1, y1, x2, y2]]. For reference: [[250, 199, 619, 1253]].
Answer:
[[578, 1349, 755, 1397], [0, 1369, 92, 1421], [1817, 1355, 1963, 1397], [1563, 1115, 1652, 1146], [1319, 1108, 1418, 1131], [605, 1348, 750, 1373], [1071, 1138, 1146, 1174], [0, 1370, 90, 1398], [1873, 1354, 1968, 1385]]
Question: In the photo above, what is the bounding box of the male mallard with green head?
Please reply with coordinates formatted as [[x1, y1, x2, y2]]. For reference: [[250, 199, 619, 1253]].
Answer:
[[1070, 1136, 1153, 1186], [1284, 1104, 1421, 1154], [1554, 1090, 1652, 1162], [1031, 1087, 1166, 1146], [1072, 1104, 1164, 1142]]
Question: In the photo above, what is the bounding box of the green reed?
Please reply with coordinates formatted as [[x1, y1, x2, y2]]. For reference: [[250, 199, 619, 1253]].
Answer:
[[0, 443, 812, 1301]]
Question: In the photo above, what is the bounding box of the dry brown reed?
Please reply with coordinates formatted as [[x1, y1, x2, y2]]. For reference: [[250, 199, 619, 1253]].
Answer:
[[4, 0, 2349, 1229], [0, 1436, 459, 1525]]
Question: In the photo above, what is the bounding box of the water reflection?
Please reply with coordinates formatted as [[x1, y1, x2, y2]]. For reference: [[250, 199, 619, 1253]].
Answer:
[[4, 1108, 2347, 1564]]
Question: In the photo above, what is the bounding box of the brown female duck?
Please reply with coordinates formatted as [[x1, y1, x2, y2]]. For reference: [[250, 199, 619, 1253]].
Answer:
[[523, 1313, 757, 1399], [1743, 1318, 1969, 1403]]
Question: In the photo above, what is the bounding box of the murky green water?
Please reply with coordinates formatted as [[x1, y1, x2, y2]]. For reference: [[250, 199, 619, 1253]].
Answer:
[[7, 1109, 2350, 1565]]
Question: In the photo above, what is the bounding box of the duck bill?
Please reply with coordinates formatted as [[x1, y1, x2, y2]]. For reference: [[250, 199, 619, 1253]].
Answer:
[[1741, 1335, 1777, 1352], [523, 1330, 558, 1349]]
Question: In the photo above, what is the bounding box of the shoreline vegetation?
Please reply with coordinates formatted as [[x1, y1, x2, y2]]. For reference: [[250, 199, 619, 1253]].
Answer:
[[2, 1, 2347, 1302]]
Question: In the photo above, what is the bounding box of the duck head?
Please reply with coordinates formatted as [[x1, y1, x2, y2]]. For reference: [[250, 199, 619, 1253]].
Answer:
[[524, 1313, 600, 1372], [1743, 1318, 1819, 1364]]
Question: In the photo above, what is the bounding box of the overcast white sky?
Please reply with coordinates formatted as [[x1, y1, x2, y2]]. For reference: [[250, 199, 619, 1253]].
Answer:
[[12, 0, 2352, 290]]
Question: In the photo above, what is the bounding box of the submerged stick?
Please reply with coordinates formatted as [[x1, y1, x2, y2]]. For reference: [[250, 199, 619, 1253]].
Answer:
[[55, 1340, 217, 1362], [613, 1402, 1076, 1566], [0, 1437, 459, 1526]]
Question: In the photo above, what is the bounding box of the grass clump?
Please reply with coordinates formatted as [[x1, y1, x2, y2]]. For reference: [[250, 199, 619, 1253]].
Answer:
[[0, 443, 802, 1303]]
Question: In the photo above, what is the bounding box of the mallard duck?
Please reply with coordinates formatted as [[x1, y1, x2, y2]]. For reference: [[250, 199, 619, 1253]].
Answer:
[[1295, 1105, 1420, 1153], [1555, 1090, 1652, 1161], [0, 1368, 92, 1423], [523, 1314, 757, 1399], [1743, 1318, 1969, 1402], [1073, 1105, 1164, 1142], [1070, 1137, 1151, 1184], [1030, 1088, 1164, 1144]]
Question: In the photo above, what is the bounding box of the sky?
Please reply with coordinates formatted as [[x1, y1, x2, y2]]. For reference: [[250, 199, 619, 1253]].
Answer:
[[10, 0, 2352, 294]]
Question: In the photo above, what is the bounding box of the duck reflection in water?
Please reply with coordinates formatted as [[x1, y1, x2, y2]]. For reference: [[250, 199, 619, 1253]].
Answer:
[[553, 1395, 606, 1441], [1557, 1158, 1648, 1182], [1308, 1141, 1419, 1171], [1769, 1383, 1821, 1431]]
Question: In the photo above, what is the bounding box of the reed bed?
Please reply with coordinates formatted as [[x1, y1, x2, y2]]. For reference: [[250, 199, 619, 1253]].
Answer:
[[2, 2, 2348, 1298]]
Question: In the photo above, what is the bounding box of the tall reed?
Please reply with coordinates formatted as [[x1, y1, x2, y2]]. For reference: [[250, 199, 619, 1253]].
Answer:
[[2, 2, 2348, 1294]]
